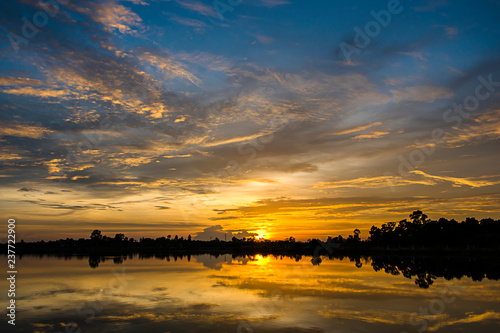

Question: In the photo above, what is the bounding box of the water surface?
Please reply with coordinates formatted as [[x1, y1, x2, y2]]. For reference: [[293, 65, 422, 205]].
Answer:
[[2, 254, 500, 332]]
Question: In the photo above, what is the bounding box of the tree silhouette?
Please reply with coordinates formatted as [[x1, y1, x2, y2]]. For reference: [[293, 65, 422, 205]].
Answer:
[[409, 210, 428, 224], [90, 229, 102, 241], [114, 233, 125, 242], [88, 256, 100, 268], [353, 229, 361, 241]]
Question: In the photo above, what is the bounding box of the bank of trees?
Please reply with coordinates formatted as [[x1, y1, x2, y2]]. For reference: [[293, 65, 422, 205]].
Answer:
[[367, 210, 500, 248], [6, 211, 500, 255]]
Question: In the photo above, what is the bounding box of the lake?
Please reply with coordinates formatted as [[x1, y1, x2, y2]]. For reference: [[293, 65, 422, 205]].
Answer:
[[1, 254, 500, 332]]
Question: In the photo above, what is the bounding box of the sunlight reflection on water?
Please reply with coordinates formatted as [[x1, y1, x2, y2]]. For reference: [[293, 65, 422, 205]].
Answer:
[[1, 254, 499, 333]]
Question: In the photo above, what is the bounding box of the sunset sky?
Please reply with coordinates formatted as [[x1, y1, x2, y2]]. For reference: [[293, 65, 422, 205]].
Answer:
[[1, 0, 500, 241]]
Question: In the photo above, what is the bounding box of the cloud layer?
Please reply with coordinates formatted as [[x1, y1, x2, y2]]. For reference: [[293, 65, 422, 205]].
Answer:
[[1, 0, 500, 240]]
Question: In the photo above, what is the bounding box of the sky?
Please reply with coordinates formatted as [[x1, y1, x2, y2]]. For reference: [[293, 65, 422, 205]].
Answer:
[[1, 0, 500, 241]]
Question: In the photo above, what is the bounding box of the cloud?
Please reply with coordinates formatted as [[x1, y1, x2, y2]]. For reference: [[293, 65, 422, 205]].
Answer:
[[175, 1, 218, 18], [353, 131, 390, 140], [445, 26, 458, 38], [138, 51, 203, 87], [254, 0, 292, 7], [1, 87, 69, 98], [314, 175, 434, 189], [427, 312, 500, 332], [92, 0, 143, 35], [391, 86, 453, 103], [319, 308, 409, 325], [410, 170, 500, 188], [400, 51, 428, 61], [441, 109, 500, 148], [175, 51, 234, 72], [209, 216, 238, 221], [0, 0, 499, 240], [330, 121, 383, 136], [18, 187, 40, 192], [255, 35, 274, 45], [208, 194, 500, 228], [170, 16, 207, 28], [0, 123, 55, 139], [21, 199, 121, 211], [412, 0, 449, 12], [213, 208, 237, 214], [0, 77, 44, 86], [194, 225, 257, 241], [315, 171, 500, 189]]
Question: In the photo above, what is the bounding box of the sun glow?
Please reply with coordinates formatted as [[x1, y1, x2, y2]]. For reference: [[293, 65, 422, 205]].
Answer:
[[252, 254, 271, 266], [256, 231, 269, 240]]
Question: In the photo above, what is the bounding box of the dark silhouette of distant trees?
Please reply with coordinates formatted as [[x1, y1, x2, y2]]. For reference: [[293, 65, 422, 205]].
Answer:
[[4, 211, 500, 287], [114, 233, 126, 242], [6, 211, 500, 260], [409, 210, 428, 224], [90, 229, 102, 241], [353, 229, 360, 241], [369, 254, 500, 288], [367, 211, 500, 248]]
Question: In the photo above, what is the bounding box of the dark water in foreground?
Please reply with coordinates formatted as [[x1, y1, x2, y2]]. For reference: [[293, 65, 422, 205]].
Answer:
[[1, 255, 500, 332]]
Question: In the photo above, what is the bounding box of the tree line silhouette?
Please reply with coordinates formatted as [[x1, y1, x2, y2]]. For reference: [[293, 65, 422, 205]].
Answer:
[[367, 210, 500, 248], [5, 211, 499, 288], [5, 211, 500, 256]]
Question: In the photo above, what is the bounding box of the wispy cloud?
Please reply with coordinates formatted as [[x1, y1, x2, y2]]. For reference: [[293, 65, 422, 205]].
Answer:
[[170, 16, 207, 28], [254, 0, 292, 7], [176, 0, 218, 18], [445, 26, 458, 38], [330, 122, 383, 136], [0, 122, 55, 139], [410, 170, 500, 188], [91, 0, 144, 35], [428, 312, 500, 332], [412, 0, 449, 12], [391, 86, 453, 103], [353, 130, 390, 140]]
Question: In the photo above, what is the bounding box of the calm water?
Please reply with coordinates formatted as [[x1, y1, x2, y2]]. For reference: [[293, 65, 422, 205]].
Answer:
[[2, 254, 500, 332]]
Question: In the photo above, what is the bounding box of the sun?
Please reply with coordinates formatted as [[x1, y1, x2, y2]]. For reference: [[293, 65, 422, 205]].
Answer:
[[256, 232, 268, 240]]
